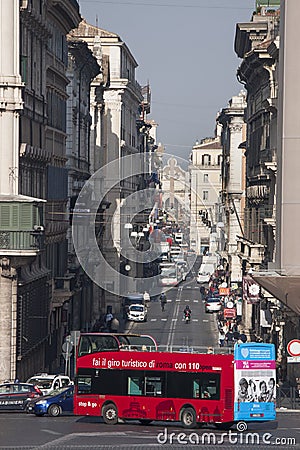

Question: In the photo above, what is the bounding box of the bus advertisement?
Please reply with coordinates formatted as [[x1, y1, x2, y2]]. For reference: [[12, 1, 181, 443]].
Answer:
[[74, 334, 276, 430], [234, 343, 276, 424]]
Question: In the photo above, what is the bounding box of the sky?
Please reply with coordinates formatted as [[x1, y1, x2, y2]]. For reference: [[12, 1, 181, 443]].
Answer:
[[78, 0, 255, 159]]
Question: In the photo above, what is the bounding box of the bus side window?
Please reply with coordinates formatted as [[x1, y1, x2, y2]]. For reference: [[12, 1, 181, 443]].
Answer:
[[128, 376, 142, 396], [77, 376, 92, 394], [193, 380, 200, 398], [145, 376, 162, 397]]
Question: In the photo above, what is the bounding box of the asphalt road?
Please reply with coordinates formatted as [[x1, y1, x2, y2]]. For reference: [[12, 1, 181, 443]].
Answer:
[[126, 267, 219, 352], [0, 411, 299, 449], [1, 264, 299, 449]]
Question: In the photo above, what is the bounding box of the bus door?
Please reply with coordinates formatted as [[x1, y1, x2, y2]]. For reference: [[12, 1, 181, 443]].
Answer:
[[125, 372, 164, 420]]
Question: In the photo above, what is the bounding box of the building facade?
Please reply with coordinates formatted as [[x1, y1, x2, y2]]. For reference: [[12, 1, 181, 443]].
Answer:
[[217, 92, 247, 284], [70, 21, 148, 312], [189, 133, 222, 255], [0, 0, 82, 382]]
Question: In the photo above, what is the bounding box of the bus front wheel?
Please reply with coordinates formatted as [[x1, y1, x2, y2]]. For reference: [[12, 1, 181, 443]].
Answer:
[[181, 407, 197, 429], [102, 403, 118, 425]]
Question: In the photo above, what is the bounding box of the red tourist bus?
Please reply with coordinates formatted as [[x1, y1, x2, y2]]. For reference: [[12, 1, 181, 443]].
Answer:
[[74, 333, 276, 430], [74, 333, 234, 429]]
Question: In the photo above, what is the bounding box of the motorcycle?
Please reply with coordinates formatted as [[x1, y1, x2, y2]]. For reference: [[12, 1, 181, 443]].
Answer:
[[184, 312, 191, 323]]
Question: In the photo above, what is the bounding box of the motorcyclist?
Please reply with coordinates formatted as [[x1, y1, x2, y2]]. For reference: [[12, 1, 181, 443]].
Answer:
[[183, 305, 191, 318]]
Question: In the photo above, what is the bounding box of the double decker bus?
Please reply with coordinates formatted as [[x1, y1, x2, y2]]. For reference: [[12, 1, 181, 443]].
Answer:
[[74, 333, 276, 430]]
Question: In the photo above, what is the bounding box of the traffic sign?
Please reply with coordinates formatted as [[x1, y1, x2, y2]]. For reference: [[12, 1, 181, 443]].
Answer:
[[287, 356, 300, 363], [224, 308, 236, 318], [287, 339, 300, 357], [219, 287, 230, 296]]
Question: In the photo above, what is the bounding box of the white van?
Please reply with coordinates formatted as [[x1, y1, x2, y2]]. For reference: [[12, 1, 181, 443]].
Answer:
[[26, 374, 72, 396], [197, 263, 215, 284]]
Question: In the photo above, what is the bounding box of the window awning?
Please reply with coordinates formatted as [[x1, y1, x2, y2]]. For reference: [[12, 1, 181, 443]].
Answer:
[[251, 272, 300, 315]]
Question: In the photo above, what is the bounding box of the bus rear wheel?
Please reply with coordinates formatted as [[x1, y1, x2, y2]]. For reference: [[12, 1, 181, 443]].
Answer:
[[181, 407, 197, 429], [102, 403, 118, 425]]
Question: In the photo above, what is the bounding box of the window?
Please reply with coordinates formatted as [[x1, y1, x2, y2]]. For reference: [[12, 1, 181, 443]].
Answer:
[[77, 376, 92, 394], [203, 174, 209, 183], [128, 376, 143, 396], [203, 191, 209, 201], [202, 154, 211, 165], [217, 154, 222, 165], [144, 376, 162, 396]]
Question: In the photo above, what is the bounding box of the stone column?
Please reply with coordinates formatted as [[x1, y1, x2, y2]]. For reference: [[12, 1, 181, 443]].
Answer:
[[0, 258, 17, 381], [0, 0, 23, 195]]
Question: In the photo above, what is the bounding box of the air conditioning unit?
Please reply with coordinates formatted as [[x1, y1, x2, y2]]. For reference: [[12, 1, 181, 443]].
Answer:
[[33, 225, 44, 232]]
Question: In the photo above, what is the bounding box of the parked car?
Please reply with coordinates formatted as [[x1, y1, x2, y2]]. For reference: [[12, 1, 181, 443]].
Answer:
[[26, 386, 74, 417], [26, 374, 72, 396], [205, 297, 222, 313], [0, 382, 42, 412], [127, 304, 148, 322]]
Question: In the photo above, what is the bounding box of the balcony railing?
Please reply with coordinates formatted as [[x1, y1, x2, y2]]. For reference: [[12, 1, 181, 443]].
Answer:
[[0, 230, 44, 252]]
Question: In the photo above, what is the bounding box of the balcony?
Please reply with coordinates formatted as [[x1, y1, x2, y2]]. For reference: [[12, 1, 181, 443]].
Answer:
[[236, 235, 265, 265], [53, 274, 76, 307], [0, 197, 45, 257], [0, 230, 44, 256]]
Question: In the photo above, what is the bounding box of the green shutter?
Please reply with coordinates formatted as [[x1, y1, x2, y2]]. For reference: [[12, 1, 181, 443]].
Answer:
[[0, 205, 10, 228], [12, 205, 19, 228], [20, 204, 33, 229]]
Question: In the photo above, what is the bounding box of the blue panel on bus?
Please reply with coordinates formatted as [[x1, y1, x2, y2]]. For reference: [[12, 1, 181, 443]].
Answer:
[[234, 343, 276, 422]]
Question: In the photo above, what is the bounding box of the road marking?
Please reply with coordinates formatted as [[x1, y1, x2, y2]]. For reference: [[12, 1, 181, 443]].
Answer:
[[176, 299, 180, 302], [193, 299, 199, 303], [202, 319, 209, 322], [167, 299, 172, 302], [167, 290, 182, 348], [184, 299, 190, 302], [172, 318, 178, 321], [150, 318, 157, 321], [161, 318, 167, 321], [192, 319, 198, 322]]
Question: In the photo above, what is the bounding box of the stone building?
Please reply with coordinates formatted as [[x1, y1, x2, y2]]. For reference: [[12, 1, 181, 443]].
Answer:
[[161, 157, 189, 226], [66, 39, 101, 333], [189, 133, 222, 255], [70, 21, 148, 312], [234, 6, 279, 273], [0, 0, 82, 381], [217, 92, 247, 284]]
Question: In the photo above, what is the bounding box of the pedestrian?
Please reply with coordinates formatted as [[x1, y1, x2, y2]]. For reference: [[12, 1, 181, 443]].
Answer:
[[105, 311, 113, 331], [143, 290, 150, 303], [160, 292, 167, 311], [218, 329, 225, 347]]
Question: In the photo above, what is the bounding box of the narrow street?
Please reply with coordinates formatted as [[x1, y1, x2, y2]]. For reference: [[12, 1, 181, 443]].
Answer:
[[126, 275, 219, 352]]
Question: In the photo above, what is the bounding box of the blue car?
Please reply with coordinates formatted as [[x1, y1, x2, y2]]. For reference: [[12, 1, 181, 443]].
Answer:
[[27, 386, 73, 417]]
